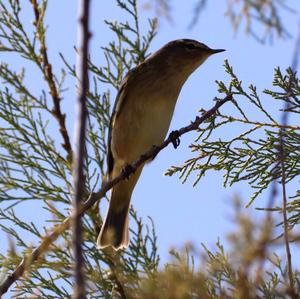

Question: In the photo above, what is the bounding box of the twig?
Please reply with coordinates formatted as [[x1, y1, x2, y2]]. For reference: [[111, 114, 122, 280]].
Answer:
[[72, 0, 91, 298], [30, 0, 72, 162], [0, 95, 232, 296], [219, 115, 300, 131]]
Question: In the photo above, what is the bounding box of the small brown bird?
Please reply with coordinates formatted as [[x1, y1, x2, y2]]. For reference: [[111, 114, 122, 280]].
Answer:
[[97, 39, 225, 250]]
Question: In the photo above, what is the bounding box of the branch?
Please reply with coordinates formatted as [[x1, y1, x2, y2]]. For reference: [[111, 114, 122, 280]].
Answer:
[[72, 0, 91, 298], [219, 115, 300, 131], [30, 0, 72, 162], [0, 94, 232, 296]]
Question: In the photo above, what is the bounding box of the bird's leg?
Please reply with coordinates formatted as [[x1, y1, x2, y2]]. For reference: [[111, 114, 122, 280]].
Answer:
[[121, 164, 134, 180], [169, 130, 181, 149]]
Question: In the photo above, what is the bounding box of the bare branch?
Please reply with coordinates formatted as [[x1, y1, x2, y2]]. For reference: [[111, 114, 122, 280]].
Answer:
[[0, 95, 232, 296], [71, 0, 91, 298]]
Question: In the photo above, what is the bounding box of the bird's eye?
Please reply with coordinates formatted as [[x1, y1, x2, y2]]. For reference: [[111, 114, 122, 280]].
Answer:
[[185, 43, 197, 50]]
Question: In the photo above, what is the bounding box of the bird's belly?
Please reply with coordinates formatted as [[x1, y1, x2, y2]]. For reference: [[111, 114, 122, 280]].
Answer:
[[138, 100, 174, 147], [111, 95, 176, 164]]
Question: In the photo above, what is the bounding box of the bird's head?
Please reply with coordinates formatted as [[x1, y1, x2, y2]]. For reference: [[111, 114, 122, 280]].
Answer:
[[151, 39, 225, 78]]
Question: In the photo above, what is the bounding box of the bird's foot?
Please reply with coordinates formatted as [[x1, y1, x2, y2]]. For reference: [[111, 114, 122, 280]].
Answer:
[[121, 164, 134, 180], [169, 130, 181, 149]]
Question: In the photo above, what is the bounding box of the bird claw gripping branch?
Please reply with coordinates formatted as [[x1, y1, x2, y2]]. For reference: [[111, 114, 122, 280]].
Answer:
[[169, 130, 181, 149], [121, 164, 134, 180]]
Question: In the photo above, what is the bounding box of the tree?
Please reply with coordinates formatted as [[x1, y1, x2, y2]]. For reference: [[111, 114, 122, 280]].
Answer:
[[0, 0, 299, 298]]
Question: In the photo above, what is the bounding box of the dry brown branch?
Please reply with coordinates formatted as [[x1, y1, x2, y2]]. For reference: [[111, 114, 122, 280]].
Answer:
[[30, 0, 72, 162], [71, 0, 91, 298], [0, 94, 232, 296]]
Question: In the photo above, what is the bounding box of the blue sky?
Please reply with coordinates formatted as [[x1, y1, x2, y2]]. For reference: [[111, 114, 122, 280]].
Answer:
[[1, 0, 299, 280]]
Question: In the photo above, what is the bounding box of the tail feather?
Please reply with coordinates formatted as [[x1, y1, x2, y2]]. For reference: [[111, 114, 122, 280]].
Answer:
[[97, 165, 144, 250], [97, 179, 132, 250], [97, 203, 129, 250]]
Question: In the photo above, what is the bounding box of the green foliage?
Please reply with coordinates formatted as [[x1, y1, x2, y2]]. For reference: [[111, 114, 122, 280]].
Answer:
[[166, 61, 300, 208], [90, 0, 157, 89]]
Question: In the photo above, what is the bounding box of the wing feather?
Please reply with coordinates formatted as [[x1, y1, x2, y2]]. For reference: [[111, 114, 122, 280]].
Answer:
[[107, 67, 138, 176]]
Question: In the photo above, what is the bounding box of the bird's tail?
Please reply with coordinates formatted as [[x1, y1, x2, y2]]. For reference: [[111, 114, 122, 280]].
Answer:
[[97, 186, 130, 250], [97, 167, 143, 250]]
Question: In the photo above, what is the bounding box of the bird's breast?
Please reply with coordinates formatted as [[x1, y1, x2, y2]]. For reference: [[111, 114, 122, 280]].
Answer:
[[111, 86, 180, 164]]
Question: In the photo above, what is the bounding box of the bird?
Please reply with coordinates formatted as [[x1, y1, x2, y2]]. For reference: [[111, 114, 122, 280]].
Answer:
[[97, 39, 225, 250]]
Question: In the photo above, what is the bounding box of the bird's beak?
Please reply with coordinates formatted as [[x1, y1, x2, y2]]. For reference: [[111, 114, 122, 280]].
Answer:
[[209, 48, 226, 54]]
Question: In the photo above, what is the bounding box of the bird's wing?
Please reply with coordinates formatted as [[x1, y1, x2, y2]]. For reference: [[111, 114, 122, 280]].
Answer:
[[107, 67, 138, 176]]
